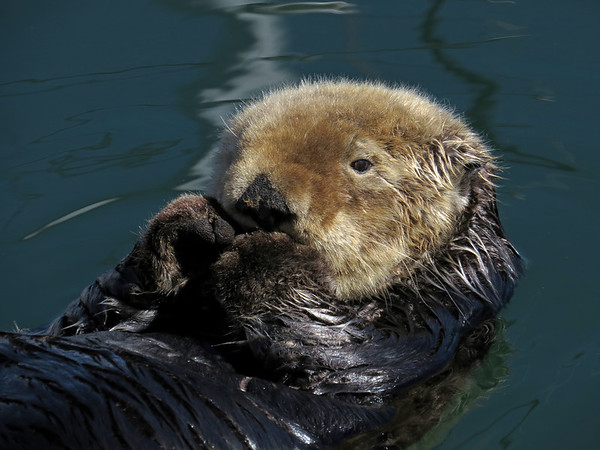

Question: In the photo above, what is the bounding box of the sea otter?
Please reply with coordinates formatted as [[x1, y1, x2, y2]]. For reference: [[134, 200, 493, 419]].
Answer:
[[0, 80, 522, 448]]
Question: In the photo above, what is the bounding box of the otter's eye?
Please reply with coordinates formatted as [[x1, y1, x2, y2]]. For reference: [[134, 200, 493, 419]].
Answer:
[[350, 159, 372, 174]]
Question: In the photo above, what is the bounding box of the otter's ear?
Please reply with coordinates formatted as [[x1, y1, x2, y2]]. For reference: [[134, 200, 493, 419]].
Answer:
[[457, 161, 483, 198], [441, 134, 494, 199]]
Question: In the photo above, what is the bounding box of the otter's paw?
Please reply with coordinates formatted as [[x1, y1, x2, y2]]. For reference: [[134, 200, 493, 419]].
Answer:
[[136, 194, 235, 295], [45, 195, 234, 336], [212, 231, 334, 316]]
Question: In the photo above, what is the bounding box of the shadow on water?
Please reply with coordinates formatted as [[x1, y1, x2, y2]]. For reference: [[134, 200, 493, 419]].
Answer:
[[420, 0, 574, 173]]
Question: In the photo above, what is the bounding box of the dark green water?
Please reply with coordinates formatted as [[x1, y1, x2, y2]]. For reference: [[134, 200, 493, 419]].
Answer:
[[1, 1, 599, 448]]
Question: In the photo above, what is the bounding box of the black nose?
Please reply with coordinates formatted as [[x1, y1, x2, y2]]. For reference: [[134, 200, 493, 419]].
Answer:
[[235, 174, 293, 230]]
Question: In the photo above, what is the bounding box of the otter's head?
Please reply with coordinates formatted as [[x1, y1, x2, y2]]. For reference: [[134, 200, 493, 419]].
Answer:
[[210, 81, 497, 300]]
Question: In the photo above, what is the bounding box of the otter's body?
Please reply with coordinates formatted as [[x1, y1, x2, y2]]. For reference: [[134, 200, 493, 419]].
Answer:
[[0, 81, 522, 448]]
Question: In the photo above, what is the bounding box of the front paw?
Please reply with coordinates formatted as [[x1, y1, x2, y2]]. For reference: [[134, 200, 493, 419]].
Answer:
[[212, 231, 334, 317], [135, 194, 236, 295]]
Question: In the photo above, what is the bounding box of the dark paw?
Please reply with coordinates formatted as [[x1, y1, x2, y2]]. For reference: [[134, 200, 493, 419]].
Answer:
[[212, 231, 334, 315], [45, 195, 236, 336], [136, 194, 236, 294], [148, 195, 234, 245]]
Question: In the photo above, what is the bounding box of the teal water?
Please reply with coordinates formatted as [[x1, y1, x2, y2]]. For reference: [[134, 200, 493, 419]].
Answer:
[[1, 1, 599, 448]]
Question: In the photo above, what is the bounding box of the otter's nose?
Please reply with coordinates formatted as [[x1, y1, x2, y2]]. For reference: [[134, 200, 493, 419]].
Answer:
[[235, 174, 293, 230]]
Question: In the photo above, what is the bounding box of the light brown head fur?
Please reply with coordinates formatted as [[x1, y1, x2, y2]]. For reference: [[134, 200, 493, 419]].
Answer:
[[210, 80, 496, 300]]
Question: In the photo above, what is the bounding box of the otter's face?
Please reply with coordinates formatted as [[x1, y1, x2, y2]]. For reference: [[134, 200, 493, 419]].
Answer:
[[210, 82, 495, 300]]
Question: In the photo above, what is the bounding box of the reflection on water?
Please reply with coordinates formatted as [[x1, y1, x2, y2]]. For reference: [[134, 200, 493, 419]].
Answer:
[[233, 1, 356, 15], [420, 0, 574, 174], [448, 400, 539, 450], [413, 322, 513, 449], [166, 0, 297, 190]]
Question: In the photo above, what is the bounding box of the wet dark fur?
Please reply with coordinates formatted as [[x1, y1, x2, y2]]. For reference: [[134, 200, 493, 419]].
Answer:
[[0, 331, 395, 449]]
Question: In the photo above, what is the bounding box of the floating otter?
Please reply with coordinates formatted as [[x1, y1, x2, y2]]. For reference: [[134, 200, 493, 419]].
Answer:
[[0, 80, 522, 448]]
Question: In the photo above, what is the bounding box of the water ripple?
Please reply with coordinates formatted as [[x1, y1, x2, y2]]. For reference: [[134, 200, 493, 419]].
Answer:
[[23, 198, 119, 240], [0, 61, 211, 98]]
